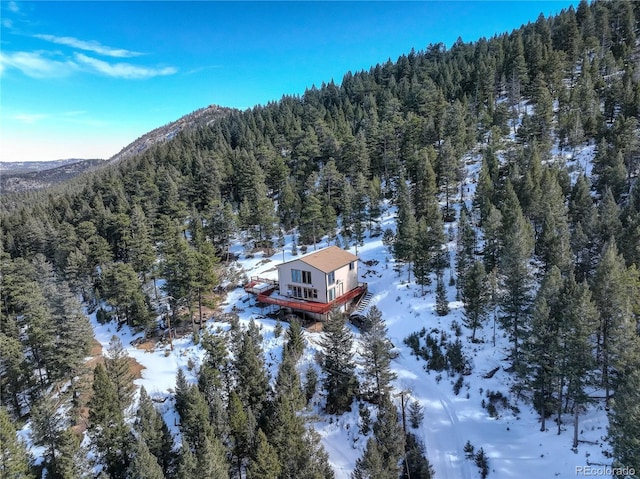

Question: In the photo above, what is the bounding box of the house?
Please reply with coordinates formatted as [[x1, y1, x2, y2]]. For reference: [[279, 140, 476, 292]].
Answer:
[[244, 246, 367, 321], [277, 246, 359, 303]]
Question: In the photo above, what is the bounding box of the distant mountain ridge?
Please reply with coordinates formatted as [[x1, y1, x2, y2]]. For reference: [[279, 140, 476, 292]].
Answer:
[[0, 158, 91, 174], [107, 104, 234, 165], [0, 159, 105, 194], [0, 104, 234, 194]]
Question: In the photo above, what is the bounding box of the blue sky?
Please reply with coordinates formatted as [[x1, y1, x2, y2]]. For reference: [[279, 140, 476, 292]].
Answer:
[[1, 1, 576, 162]]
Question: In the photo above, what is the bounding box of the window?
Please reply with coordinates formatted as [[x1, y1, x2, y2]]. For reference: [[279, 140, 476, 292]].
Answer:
[[328, 271, 335, 285], [288, 285, 317, 300], [291, 269, 301, 283], [303, 287, 318, 300], [302, 270, 312, 284], [328, 288, 335, 301], [349, 261, 355, 271], [288, 285, 302, 298]]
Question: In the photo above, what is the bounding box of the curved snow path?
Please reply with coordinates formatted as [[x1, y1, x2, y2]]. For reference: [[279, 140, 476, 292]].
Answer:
[[395, 353, 473, 479], [426, 390, 474, 479]]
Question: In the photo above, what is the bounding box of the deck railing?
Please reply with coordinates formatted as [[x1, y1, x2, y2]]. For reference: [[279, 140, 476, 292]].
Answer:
[[254, 282, 368, 315]]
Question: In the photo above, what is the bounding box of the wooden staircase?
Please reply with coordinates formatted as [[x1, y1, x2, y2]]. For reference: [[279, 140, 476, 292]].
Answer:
[[351, 291, 374, 318]]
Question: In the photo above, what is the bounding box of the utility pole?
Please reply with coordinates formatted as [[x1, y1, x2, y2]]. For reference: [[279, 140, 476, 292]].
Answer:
[[398, 391, 408, 435], [394, 389, 411, 479]]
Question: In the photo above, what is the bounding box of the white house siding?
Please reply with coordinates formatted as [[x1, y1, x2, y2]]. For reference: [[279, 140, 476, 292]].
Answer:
[[278, 261, 329, 303], [327, 262, 358, 302], [277, 256, 359, 304]]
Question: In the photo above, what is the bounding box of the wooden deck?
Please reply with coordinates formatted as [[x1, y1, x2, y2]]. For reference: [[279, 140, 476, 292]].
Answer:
[[247, 281, 368, 316]]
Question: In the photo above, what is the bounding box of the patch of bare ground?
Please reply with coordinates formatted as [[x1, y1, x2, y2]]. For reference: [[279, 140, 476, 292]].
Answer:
[[135, 339, 157, 352], [306, 321, 324, 333], [72, 336, 146, 435]]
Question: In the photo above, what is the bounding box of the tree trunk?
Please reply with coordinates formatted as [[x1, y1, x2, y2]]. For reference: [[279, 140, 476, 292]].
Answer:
[[557, 377, 564, 435], [573, 405, 580, 450], [540, 382, 546, 432]]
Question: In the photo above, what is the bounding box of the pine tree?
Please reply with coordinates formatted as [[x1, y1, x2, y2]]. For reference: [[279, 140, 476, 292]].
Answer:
[[192, 241, 219, 327], [304, 366, 319, 405], [196, 436, 229, 479], [561, 278, 598, 447], [298, 428, 336, 479], [413, 218, 434, 296], [54, 428, 90, 479], [591, 241, 638, 402], [246, 429, 281, 479], [402, 433, 435, 479], [284, 318, 305, 361], [596, 188, 622, 251], [569, 175, 597, 282], [126, 437, 165, 479], [498, 181, 534, 370], [0, 406, 33, 478], [475, 447, 490, 479], [352, 437, 385, 479], [435, 273, 449, 316], [360, 306, 397, 404], [233, 321, 270, 415], [0, 331, 31, 415], [437, 137, 461, 218], [19, 282, 56, 389], [523, 271, 560, 431], [482, 203, 503, 274], [48, 282, 93, 384], [208, 200, 237, 261], [104, 335, 135, 411], [101, 262, 151, 328], [135, 387, 174, 475], [267, 391, 305, 476], [474, 149, 497, 222], [461, 260, 489, 342], [536, 171, 573, 275], [227, 391, 254, 478], [88, 364, 131, 479], [609, 367, 640, 471], [354, 396, 405, 478], [300, 193, 325, 247], [275, 354, 305, 411], [177, 384, 215, 454], [408, 400, 424, 429], [174, 368, 190, 420], [321, 310, 358, 414], [176, 440, 198, 479], [30, 395, 67, 478], [456, 205, 477, 291], [367, 176, 383, 233], [127, 203, 156, 278], [352, 172, 369, 248], [198, 330, 230, 412], [394, 179, 418, 282]]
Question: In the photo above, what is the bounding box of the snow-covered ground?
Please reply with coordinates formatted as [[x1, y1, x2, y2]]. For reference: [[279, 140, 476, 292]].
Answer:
[[71, 124, 614, 479], [83, 155, 612, 479]]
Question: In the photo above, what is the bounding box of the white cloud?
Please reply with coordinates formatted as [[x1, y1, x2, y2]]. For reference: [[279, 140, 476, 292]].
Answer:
[[4, 110, 106, 127], [8, 1, 19, 13], [34, 34, 142, 58], [0, 50, 176, 80], [10, 112, 49, 124], [0, 51, 77, 78], [74, 53, 177, 79]]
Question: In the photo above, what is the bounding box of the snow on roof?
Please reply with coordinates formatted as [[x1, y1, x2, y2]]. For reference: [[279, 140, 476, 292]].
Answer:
[[279, 245, 358, 273]]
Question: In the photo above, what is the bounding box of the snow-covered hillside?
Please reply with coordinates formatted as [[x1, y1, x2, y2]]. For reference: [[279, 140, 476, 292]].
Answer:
[[80, 142, 613, 479]]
